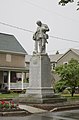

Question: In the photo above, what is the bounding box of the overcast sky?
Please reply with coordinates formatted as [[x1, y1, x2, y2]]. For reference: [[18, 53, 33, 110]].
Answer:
[[0, 0, 79, 55]]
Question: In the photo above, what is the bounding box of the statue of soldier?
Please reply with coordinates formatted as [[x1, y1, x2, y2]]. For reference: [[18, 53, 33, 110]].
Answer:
[[33, 21, 49, 53]]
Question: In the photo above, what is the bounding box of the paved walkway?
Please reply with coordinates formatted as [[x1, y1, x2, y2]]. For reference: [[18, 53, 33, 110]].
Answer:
[[19, 104, 47, 113]]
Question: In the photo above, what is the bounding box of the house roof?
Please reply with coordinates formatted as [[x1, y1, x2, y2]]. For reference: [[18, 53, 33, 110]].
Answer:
[[71, 48, 79, 56], [57, 48, 79, 62], [0, 33, 27, 54], [49, 54, 63, 62], [0, 66, 28, 72]]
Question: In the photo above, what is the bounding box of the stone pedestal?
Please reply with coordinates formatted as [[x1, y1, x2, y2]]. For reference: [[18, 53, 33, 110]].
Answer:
[[26, 53, 54, 96], [19, 53, 66, 103]]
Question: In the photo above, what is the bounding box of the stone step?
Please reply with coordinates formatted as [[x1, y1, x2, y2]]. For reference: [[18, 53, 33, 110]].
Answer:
[[18, 96, 67, 104]]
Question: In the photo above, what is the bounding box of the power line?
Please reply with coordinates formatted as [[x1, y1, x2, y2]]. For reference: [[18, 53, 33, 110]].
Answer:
[[50, 35, 79, 43], [0, 21, 79, 44], [22, 0, 79, 24], [0, 21, 33, 33]]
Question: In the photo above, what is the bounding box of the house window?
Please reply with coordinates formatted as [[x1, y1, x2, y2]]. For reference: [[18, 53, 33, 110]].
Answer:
[[6, 54, 11, 62], [51, 63, 56, 70]]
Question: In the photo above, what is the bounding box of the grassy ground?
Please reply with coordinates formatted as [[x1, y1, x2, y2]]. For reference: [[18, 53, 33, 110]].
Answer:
[[0, 93, 19, 99], [61, 93, 79, 101], [0, 92, 79, 101]]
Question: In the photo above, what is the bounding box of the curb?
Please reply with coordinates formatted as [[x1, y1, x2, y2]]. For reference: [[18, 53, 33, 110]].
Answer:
[[50, 105, 79, 112], [0, 110, 30, 116]]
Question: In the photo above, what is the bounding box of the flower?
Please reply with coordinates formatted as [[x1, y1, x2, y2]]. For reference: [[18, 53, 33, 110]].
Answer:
[[0, 100, 19, 110], [1, 101, 5, 105]]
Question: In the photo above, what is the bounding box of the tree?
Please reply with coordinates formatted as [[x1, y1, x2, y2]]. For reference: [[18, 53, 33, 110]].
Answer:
[[55, 80, 67, 93], [58, 0, 79, 10], [55, 58, 79, 97]]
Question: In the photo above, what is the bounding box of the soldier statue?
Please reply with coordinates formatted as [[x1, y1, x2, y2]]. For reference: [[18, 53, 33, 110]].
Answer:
[[33, 21, 49, 54]]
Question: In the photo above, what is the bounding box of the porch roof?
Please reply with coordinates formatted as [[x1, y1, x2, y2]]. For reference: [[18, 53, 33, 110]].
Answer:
[[0, 66, 29, 72]]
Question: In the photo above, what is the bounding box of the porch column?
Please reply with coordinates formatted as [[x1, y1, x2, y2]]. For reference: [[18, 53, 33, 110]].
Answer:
[[21, 72, 24, 90], [8, 71, 11, 90]]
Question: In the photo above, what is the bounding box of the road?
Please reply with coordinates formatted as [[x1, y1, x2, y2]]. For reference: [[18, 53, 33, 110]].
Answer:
[[0, 109, 79, 120]]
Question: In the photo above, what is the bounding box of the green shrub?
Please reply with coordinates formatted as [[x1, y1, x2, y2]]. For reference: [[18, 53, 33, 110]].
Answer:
[[62, 89, 70, 94]]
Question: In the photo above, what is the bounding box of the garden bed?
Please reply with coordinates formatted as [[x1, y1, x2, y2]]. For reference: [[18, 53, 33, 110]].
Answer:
[[30, 101, 79, 111], [0, 100, 31, 116]]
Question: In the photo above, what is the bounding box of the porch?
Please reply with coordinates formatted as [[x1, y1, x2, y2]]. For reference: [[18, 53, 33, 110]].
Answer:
[[3, 82, 29, 90], [0, 66, 29, 91]]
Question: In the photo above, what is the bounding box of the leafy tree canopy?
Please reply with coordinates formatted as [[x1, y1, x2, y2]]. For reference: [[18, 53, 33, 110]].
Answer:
[[55, 58, 79, 96], [58, 0, 79, 10]]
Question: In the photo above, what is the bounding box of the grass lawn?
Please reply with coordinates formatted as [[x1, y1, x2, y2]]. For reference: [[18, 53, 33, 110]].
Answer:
[[0, 92, 79, 101], [0, 93, 19, 99], [61, 93, 79, 101]]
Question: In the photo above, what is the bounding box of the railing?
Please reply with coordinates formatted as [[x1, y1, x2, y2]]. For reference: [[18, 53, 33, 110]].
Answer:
[[8, 83, 29, 90]]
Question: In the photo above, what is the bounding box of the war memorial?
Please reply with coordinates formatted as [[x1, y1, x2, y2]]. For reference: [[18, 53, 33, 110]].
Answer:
[[19, 21, 66, 103], [1, 21, 79, 119]]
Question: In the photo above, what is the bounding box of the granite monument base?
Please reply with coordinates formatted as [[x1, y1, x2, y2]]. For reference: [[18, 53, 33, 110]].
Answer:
[[19, 91, 66, 104], [19, 53, 66, 103]]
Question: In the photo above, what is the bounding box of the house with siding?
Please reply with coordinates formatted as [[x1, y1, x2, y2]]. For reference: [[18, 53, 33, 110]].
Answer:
[[25, 55, 32, 81], [0, 33, 29, 91], [53, 48, 79, 83], [49, 54, 63, 70], [49, 54, 63, 84], [25, 48, 79, 86], [57, 48, 79, 66]]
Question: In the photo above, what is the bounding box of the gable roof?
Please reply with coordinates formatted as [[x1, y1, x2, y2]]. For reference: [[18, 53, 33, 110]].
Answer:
[[0, 33, 27, 54], [49, 54, 63, 62], [57, 48, 79, 62], [71, 48, 79, 56]]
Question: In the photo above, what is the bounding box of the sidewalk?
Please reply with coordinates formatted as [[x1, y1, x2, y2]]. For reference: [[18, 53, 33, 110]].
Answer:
[[19, 104, 47, 113]]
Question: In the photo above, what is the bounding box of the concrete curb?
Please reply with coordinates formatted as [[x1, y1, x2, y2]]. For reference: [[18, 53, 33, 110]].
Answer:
[[0, 110, 30, 116], [50, 105, 79, 112], [29, 101, 79, 112]]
